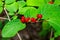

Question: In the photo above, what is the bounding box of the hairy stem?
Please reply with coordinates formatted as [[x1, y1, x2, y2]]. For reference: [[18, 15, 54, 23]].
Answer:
[[4, 8, 22, 40]]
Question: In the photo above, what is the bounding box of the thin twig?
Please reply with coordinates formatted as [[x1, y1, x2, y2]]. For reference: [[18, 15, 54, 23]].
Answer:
[[17, 33, 22, 40], [4, 8, 10, 21], [50, 28, 53, 38], [0, 17, 8, 20], [4, 8, 22, 40]]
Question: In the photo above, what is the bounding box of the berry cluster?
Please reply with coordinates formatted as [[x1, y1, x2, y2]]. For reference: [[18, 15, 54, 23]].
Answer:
[[20, 14, 42, 23]]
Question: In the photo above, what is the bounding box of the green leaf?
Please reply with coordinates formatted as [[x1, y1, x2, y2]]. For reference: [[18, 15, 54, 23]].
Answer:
[[27, 0, 44, 6], [5, 2, 19, 12], [50, 38, 54, 40], [42, 21, 51, 30], [54, 31, 60, 38], [0, 7, 3, 14], [18, 7, 29, 15], [39, 21, 51, 37], [0, 0, 3, 7], [54, 0, 60, 5], [12, 16, 18, 20], [39, 4, 60, 37], [18, 7, 37, 18], [17, 1, 26, 7], [5, 0, 16, 4], [2, 19, 26, 37], [9, 12, 14, 15], [26, 0, 50, 7], [24, 7, 38, 18]]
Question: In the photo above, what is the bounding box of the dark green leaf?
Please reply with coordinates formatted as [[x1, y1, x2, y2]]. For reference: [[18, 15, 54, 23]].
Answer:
[[2, 19, 26, 37], [50, 38, 54, 40], [42, 21, 51, 30], [0, 7, 3, 14], [0, 21, 3, 29], [39, 21, 51, 37]]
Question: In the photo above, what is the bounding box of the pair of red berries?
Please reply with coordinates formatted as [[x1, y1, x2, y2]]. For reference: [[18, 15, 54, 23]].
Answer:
[[20, 16, 30, 23], [20, 14, 42, 23]]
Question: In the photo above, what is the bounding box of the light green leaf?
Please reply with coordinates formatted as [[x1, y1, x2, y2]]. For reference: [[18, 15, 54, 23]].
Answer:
[[27, 0, 50, 7], [5, 2, 19, 12], [5, 0, 16, 4], [18, 7, 37, 18], [0, 0, 3, 7], [54, 0, 60, 5], [9, 12, 14, 15], [17, 1, 26, 7], [0, 7, 3, 14], [12, 16, 18, 20], [24, 7, 38, 18], [2, 19, 26, 37], [18, 7, 29, 15]]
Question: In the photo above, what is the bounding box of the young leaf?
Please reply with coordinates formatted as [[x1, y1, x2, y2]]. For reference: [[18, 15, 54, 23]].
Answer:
[[5, 0, 16, 4], [0, 7, 3, 14], [5, 2, 19, 12], [2, 19, 26, 37]]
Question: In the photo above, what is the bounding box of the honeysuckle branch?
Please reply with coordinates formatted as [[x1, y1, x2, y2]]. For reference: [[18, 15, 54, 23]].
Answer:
[[0, 17, 8, 20], [4, 8, 22, 40], [4, 8, 10, 21]]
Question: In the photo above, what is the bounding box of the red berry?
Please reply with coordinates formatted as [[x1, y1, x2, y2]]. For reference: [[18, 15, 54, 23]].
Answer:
[[20, 18, 25, 23], [21, 16, 25, 19], [49, 1, 54, 4], [37, 14, 42, 19], [25, 18, 30, 22], [31, 18, 36, 22]]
